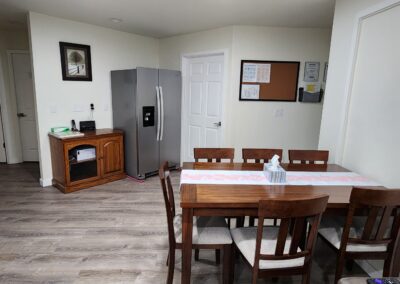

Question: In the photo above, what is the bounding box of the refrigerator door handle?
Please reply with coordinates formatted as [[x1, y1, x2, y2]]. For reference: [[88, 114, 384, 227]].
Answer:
[[159, 86, 165, 141], [156, 86, 161, 141]]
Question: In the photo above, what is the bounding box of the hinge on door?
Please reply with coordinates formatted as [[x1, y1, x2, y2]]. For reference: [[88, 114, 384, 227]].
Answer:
[[2, 142, 5, 149]]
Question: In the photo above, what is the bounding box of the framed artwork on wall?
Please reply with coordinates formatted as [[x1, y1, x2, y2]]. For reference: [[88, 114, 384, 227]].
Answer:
[[59, 42, 92, 81]]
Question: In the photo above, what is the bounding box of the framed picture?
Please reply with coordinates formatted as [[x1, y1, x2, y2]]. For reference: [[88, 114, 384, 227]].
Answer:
[[59, 42, 92, 81]]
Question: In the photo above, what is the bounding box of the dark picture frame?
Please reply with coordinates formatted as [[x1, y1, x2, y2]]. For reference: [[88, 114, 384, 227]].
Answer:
[[59, 42, 92, 81]]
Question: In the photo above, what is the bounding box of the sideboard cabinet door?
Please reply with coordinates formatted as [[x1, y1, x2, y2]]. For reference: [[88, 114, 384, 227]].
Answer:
[[100, 136, 124, 178]]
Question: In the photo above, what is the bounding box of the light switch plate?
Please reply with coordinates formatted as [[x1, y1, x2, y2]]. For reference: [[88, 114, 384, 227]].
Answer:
[[73, 104, 84, 112], [49, 104, 57, 113], [274, 109, 284, 118]]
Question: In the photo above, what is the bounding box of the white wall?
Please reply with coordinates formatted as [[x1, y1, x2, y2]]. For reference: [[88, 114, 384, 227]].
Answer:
[[318, 0, 382, 162], [28, 12, 159, 186], [0, 29, 29, 163], [159, 27, 234, 151], [341, 4, 400, 188], [230, 26, 331, 161], [159, 25, 331, 162]]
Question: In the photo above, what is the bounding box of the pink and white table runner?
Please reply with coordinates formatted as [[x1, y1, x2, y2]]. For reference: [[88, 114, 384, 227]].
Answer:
[[180, 170, 380, 186]]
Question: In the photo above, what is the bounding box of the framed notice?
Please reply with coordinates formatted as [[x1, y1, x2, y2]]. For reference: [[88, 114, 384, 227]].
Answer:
[[239, 60, 300, 102], [303, 61, 320, 82]]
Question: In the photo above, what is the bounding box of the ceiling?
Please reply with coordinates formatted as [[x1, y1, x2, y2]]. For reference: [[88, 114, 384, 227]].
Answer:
[[0, 0, 335, 38]]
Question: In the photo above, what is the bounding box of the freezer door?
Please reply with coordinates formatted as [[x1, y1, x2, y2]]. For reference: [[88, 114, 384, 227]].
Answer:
[[158, 69, 182, 167], [111, 69, 138, 177], [136, 67, 160, 176]]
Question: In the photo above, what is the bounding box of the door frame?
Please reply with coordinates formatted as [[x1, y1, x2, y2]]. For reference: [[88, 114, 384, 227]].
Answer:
[[336, 0, 400, 164], [0, 100, 6, 163], [7, 50, 34, 163], [180, 49, 229, 163]]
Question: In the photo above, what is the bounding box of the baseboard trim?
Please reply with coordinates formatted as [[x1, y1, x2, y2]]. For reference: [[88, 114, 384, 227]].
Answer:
[[40, 178, 53, 187]]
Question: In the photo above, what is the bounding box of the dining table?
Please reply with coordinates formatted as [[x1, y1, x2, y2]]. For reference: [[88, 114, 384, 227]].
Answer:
[[179, 162, 400, 283]]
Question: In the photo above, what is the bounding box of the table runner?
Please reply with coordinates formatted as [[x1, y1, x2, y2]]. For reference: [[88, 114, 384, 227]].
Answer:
[[180, 170, 380, 186]]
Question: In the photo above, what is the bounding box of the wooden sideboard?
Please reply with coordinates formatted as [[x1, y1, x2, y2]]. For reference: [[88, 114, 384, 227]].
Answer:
[[49, 129, 126, 193]]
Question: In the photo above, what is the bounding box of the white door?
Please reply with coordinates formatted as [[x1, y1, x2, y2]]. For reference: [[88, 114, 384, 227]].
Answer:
[[183, 54, 224, 161], [0, 108, 6, 162], [11, 53, 39, 161]]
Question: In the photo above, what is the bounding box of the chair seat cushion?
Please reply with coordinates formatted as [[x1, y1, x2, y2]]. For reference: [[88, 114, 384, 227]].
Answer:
[[231, 226, 305, 269], [338, 277, 368, 284], [318, 217, 388, 252], [174, 214, 232, 245]]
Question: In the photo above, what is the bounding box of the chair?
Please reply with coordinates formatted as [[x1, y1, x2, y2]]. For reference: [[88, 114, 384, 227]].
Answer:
[[194, 148, 234, 163], [242, 148, 283, 163], [318, 187, 400, 283], [242, 148, 283, 226], [159, 161, 233, 284], [231, 195, 329, 284], [194, 147, 241, 228], [288, 150, 329, 164]]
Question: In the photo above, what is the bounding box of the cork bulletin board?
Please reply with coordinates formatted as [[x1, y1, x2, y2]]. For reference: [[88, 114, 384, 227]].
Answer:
[[239, 60, 300, 102]]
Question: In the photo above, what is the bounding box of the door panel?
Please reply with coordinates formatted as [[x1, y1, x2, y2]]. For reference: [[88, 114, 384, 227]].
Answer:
[[100, 137, 123, 177], [184, 55, 224, 161], [136, 67, 159, 176], [12, 53, 38, 161], [158, 69, 181, 167]]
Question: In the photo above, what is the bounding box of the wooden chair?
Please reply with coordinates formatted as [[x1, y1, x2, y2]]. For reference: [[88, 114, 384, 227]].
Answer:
[[242, 148, 283, 163], [194, 147, 241, 228], [318, 187, 400, 283], [231, 195, 329, 284], [242, 148, 283, 227], [288, 150, 329, 164], [159, 162, 233, 284], [194, 148, 234, 163]]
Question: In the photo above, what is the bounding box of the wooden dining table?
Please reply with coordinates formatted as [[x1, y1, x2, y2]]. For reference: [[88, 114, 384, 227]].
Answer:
[[179, 162, 399, 283]]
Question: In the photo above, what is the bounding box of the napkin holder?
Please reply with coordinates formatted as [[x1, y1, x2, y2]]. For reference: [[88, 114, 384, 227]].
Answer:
[[263, 163, 286, 183]]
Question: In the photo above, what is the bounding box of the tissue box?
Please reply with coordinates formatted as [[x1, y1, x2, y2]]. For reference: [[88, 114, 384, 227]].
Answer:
[[263, 163, 287, 183]]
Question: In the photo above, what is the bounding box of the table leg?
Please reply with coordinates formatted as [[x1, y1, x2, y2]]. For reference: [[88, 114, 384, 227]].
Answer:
[[182, 208, 193, 284]]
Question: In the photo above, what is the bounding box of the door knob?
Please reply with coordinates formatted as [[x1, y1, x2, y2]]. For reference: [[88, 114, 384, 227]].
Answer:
[[213, 121, 222, 127], [17, 113, 26, 118]]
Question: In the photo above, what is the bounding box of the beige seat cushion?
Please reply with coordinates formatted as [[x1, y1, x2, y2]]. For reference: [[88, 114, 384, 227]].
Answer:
[[173, 214, 232, 245], [231, 226, 305, 269], [318, 217, 388, 252], [338, 277, 368, 284]]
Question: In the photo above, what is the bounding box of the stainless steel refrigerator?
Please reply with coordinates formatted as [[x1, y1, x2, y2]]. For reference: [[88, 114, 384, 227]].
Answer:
[[111, 67, 181, 179]]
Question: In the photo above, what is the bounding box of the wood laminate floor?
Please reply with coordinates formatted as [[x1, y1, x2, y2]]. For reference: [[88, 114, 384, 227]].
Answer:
[[0, 163, 369, 283]]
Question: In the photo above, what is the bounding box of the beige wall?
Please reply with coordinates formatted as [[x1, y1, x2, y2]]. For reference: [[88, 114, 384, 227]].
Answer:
[[0, 29, 30, 163], [318, 0, 382, 162], [340, 4, 400, 188], [28, 12, 160, 185], [159, 25, 331, 162], [230, 26, 331, 161]]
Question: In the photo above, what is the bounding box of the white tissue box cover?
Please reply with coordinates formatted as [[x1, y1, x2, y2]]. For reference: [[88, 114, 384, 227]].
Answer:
[[263, 163, 286, 183]]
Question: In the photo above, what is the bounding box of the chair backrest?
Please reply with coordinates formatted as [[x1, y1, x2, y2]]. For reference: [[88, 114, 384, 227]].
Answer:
[[159, 161, 176, 245], [242, 148, 283, 163], [254, 195, 329, 272], [288, 150, 329, 164], [340, 187, 400, 253], [194, 148, 234, 162]]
